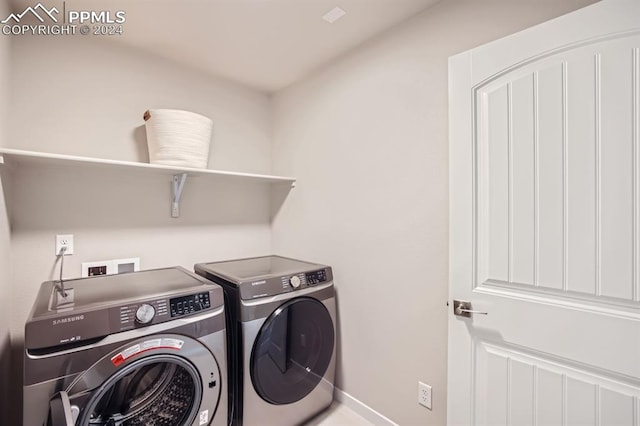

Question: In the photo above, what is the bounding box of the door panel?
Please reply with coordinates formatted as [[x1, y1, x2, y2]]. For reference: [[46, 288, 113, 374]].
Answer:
[[477, 34, 640, 302], [448, 1, 640, 424], [537, 63, 564, 290], [475, 341, 639, 426]]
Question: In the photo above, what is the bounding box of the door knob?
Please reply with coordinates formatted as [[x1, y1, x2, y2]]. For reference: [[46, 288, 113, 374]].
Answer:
[[453, 300, 488, 317]]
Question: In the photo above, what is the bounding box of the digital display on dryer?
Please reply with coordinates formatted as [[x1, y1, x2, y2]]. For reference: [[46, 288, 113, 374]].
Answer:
[[305, 270, 327, 285], [170, 292, 210, 317]]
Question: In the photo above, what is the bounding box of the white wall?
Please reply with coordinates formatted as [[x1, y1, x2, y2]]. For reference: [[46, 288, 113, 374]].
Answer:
[[8, 35, 272, 174], [6, 34, 276, 424], [0, 0, 12, 419], [271, 0, 597, 424]]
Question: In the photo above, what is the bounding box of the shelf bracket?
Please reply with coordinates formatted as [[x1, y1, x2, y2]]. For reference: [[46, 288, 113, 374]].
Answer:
[[172, 173, 188, 218]]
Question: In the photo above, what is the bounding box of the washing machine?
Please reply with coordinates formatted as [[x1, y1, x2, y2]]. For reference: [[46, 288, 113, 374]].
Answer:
[[194, 256, 336, 426], [23, 267, 227, 426]]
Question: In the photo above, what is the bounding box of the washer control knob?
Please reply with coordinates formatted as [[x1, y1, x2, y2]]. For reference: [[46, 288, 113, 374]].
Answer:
[[289, 275, 301, 288], [135, 303, 156, 324]]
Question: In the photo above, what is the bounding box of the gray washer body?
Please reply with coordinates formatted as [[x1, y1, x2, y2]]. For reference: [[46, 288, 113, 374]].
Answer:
[[23, 266, 228, 426]]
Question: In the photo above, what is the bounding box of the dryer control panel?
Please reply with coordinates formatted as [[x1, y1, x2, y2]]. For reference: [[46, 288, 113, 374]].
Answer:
[[237, 267, 333, 300], [305, 269, 328, 285]]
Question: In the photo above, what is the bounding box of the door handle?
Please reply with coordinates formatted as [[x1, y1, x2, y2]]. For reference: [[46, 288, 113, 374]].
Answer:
[[48, 391, 76, 426], [453, 300, 488, 318]]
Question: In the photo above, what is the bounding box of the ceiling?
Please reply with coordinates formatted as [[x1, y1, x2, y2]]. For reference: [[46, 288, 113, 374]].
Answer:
[[10, 0, 441, 92]]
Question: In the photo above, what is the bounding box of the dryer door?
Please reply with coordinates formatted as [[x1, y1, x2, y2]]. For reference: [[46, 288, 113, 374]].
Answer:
[[47, 334, 221, 426], [250, 297, 335, 405]]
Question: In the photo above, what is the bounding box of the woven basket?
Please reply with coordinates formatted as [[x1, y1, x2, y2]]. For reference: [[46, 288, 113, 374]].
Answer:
[[143, 109, 213, 169]]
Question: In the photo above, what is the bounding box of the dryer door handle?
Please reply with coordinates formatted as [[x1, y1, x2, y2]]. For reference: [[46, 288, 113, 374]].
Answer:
[[47, 391, 76, 426]]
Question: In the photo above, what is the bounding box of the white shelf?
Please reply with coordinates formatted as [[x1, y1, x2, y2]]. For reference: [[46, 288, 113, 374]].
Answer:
[[0, 148, 296, 218], [0, 148, 296, 185]]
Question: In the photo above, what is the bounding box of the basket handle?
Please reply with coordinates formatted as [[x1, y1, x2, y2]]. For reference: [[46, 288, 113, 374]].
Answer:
[[143, 110, 151, 121]]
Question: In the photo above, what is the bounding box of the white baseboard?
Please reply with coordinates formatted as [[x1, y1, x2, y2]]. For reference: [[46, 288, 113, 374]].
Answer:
[[334, 388, 399, 426]]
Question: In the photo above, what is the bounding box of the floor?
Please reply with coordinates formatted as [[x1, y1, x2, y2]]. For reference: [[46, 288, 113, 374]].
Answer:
[[304, 402, 374, 425]]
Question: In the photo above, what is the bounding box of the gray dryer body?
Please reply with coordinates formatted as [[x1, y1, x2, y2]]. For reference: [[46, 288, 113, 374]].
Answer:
[[195, 256, 336, 426]]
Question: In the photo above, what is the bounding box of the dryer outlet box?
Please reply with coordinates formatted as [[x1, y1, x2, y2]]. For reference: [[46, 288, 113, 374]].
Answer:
[[114, 257, 140, 274], [82, 260, 115, 277], [88, 265, 108, 276], [82, 257, 140, 278]]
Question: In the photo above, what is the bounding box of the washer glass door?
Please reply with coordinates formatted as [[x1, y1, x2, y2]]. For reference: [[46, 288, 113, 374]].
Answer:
[[48, 354, 202, 426], [250, 297, 335, 405]]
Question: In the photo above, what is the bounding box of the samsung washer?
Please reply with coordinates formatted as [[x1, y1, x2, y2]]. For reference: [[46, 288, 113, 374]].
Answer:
[[195, 256, 336, 426], [23, 267, 227, 426]]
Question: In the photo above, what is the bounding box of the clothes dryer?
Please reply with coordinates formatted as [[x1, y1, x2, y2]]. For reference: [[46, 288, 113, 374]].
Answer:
[[195, 256, 336, 426], [23, 267, 227, 426]]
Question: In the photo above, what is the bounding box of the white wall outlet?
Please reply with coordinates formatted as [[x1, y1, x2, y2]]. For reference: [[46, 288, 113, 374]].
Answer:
[[418, 381, 432, 409], [55, 234, 74, 255]]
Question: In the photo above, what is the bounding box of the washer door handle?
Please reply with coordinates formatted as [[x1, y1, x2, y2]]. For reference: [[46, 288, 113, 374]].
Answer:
[[47, 391, 76, 426]]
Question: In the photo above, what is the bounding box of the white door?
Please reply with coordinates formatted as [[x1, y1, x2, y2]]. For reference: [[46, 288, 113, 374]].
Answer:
[[448, 0, 640, 425]]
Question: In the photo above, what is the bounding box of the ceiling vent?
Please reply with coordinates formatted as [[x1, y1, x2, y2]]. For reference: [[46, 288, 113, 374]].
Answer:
[[322, 7, 346, 24]]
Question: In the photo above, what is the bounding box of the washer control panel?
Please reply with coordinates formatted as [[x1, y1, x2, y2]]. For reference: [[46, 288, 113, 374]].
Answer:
[[135, 303, 156, 324], [170, 292, 211, 317], [118, 291, 211, 330], [120, 299, 168, 328]]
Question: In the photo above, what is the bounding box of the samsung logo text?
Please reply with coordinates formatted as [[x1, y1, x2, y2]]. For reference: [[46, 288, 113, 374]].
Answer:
[[53, 315, 85, 326]]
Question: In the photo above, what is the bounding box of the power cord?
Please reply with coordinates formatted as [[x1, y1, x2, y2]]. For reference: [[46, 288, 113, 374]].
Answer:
[[58, 246, 67, 297]]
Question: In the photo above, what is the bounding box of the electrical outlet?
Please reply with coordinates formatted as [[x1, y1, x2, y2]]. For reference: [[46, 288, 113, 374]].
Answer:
[[55, 234, 74, 255], [418, 381, 432, 409]]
